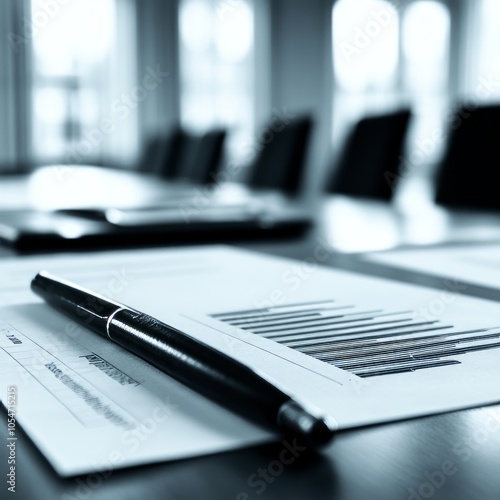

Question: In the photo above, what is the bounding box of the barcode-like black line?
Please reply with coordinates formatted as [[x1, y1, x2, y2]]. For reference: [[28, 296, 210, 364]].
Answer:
[[226, 305, 356, 326], [222, 306, 355, 323], [238, 310, 411, 332], [256, 317, 410, 335], [229, 309, 379, 329], [315, 331, 500, 360], [293, 327, 480, 352], [331, 341, 489, 367], [321, 344, 455, 363], [223, 304, 354, 326], [345, 356, 458, 371], [280, 322, 453, 350], [228, 311, 323, 326], [259, 317, 418, 337], [413, 341, 500, 359], [310, 331, 500, 361], [211, 300, 336, 318], [281, 322, 443, 348], [353, 360, 461, 377], [213, 301, 499, 378], [336, 341, 500, 371]]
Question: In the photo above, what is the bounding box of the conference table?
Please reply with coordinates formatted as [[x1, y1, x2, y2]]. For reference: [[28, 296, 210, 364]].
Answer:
[[2, 169, 500, 500]]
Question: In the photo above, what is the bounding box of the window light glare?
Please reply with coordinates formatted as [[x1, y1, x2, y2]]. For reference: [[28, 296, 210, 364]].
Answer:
[[403, 1, 449, 63], [32, 0, 115, 74], [180, 0, 213, 52], [332, 0, 399, 91], [214, 1, 253, 62]]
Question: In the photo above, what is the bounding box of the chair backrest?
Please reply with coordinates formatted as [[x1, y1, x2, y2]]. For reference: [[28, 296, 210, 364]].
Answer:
[[328, 109, 412, 200], [140, 128, 226, 186], [180, 129, 226, 185], [247, 115, 313, 195], [137, 128, 187, 178], [136, 136, 164, 174], [435, 104, 500, 211], [156, 127, 191, 179]]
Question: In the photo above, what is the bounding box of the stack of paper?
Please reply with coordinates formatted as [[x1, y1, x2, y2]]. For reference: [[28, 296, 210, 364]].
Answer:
[[2, 245, 500, 476]]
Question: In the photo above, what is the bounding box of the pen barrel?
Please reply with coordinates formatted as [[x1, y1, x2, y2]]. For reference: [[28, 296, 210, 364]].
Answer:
[[108, 309, 289, 429], [32, 272, 335, 446], [31, 271, 122, 335]]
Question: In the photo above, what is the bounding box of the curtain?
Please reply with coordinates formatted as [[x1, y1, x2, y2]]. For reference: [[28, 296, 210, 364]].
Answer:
[[134, 0, 181, 148], [0, 0, 32, 172]]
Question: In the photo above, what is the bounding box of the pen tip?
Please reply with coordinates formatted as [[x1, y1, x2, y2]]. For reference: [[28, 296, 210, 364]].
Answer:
[[277, 401, 336, 448]]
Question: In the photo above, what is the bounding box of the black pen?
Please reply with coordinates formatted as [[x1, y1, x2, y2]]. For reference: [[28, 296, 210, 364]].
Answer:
[[31, 271, 335, 448]]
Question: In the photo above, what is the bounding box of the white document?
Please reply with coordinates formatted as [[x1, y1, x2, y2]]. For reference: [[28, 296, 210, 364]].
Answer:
[[2, 245, 500, 476], [364, 242, 500, 289]]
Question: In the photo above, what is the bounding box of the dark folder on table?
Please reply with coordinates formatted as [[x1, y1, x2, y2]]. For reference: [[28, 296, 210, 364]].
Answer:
[[0, 200, 311, 251]]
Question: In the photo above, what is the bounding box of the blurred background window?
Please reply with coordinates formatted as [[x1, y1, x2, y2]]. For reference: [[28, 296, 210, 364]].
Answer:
[[400, 1, 450, 178], [464, 0, 500, 100], [30, 0, 138, 167], [331, 0, 452, 203], [179, 0, 255, 162], [331, 0, 400, 155], [1, 0, 500, 191]]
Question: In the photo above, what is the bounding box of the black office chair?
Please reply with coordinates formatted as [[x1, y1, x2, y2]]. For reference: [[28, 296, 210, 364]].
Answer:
[[137, 136, 163, 174], [141, 128, 226, 186], [247, 115, 313, 195], [327, 109, 412, 200], [435, 104, 500, 211], [137, 128, 187, 178], [179, 129, 226, 185]]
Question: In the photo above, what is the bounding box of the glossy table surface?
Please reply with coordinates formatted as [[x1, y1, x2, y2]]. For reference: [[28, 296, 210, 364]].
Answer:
[[2, 169, 500, 500]]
